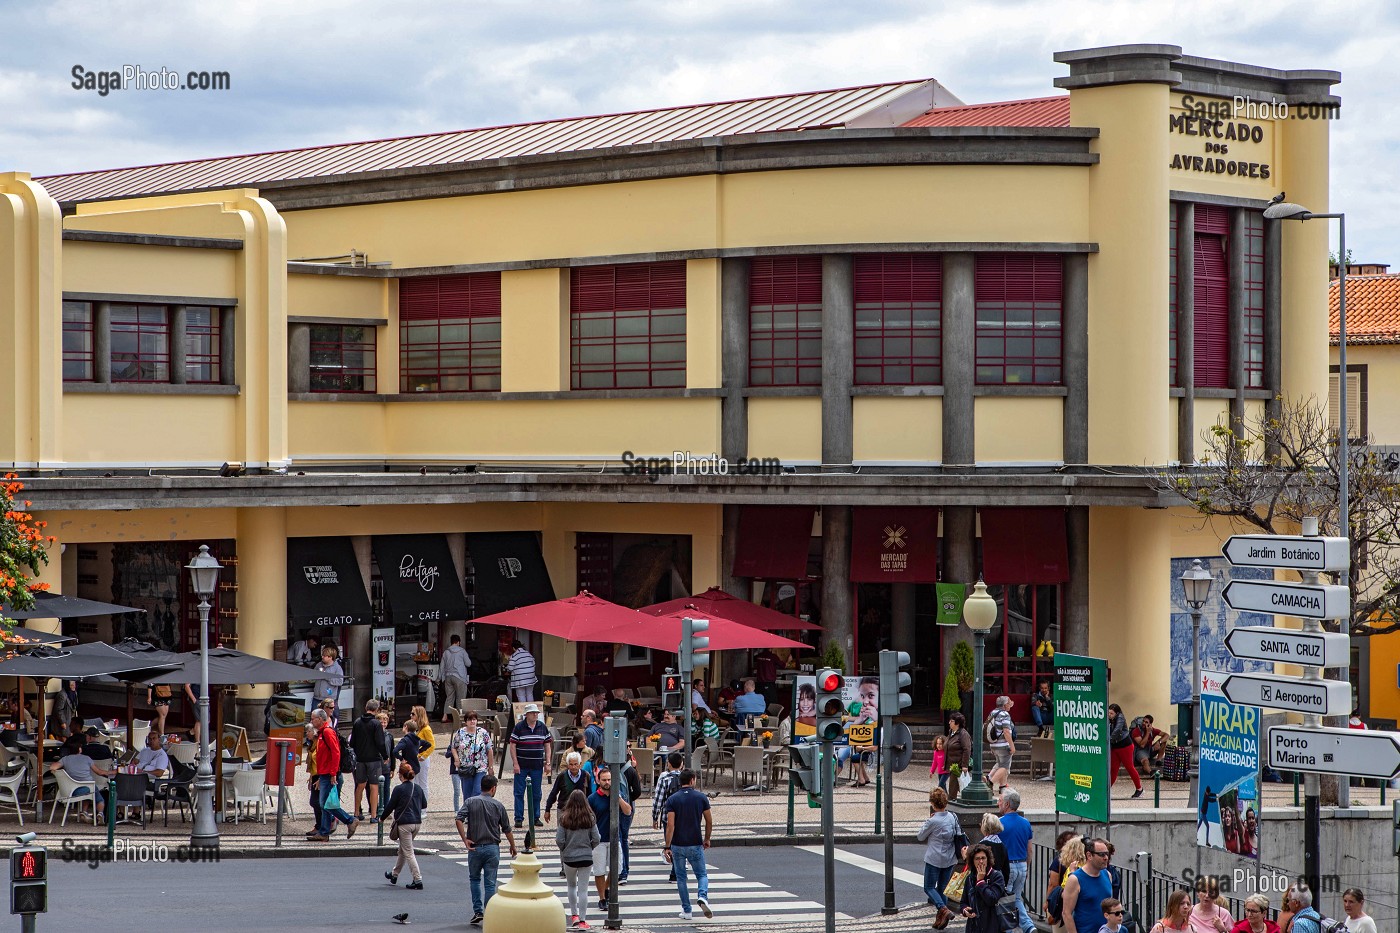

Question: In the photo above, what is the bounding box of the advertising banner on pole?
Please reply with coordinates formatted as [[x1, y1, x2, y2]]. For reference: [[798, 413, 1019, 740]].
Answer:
[[371, 627, 396, 704], [1197, 670, 1260, 858], [792, 673, 879, 741], [1054, 653, 1109, 823]]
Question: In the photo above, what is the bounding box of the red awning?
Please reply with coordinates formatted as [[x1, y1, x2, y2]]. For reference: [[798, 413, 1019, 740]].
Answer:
[[850, 507, 939, 583], [642, 587, 823, 631], [979, 507, 1070, 585], [731, 506, 816, 579]]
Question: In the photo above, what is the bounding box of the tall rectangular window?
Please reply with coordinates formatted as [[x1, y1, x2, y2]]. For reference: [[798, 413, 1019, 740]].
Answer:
[[854, 253, 942, 385], [63, 300, 94, 382], [185, 306, 221, 384], [1243, 211, 1265, 388], [110, 303, 170, 383], [400, 273, 501, 392], [311, 324, 377, 393], [749, 256, 822, 386], [1193, 205, 1231, 389], [571, 261, 686, 389], [1169, 204, 1178, 386], [974, 254, 1063, 385]]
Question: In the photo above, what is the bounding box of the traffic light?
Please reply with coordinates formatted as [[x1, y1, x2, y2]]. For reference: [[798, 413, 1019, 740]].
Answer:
[[680, 617, 710, 671], [815, 667, 846, 741], [790, 741, 821, 802], [10, 846, 46, 915], [660, 672, 683, 710], [879, 650, 912, 717]]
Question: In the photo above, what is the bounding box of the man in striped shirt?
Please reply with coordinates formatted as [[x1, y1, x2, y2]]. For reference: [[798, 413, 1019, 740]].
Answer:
[[652, 751, 684, 883], [508, 704, 552, 828], [505, 640, 537, 703]]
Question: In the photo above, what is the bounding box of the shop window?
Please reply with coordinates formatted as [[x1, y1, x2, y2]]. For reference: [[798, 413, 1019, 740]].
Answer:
[[982, 583, 1061, 718], [310, 324, 377, 393], [571, 261, 686, 389], [111, 303, 170, 383], [974, 254, 1063, 385], [184, 306, 221, 384], [1194, 206, 1230, 389], [63, 300, 93, 382], [854, 253, 942, 386], [1243, 211, 1265, 388], [749, 256, 822, 387], [400, 272, 501, 392]]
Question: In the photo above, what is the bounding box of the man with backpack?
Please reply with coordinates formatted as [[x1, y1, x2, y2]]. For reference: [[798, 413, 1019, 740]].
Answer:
[[985, 696, 1016, 793], [352, 698, 389, 822], [308, 708, 360, 842]]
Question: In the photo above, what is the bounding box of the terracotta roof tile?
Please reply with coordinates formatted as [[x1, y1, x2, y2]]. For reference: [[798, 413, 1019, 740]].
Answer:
[[1331, 274, 1400, 345], [903, 95, 1070, 128]]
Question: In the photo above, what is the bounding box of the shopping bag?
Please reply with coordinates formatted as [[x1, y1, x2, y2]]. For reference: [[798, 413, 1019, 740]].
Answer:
[[325, 784, 341, 810], [957, 771, 972, 793], [943, 869, 969, 902]]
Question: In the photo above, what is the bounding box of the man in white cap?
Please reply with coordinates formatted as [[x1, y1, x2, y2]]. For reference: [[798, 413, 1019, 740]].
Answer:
[[508, 703, 553, 829], [986, 695, 1016, 793]]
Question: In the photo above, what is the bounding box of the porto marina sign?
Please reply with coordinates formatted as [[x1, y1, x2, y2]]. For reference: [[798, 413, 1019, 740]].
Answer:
[[1268, 725, 1400, 779]]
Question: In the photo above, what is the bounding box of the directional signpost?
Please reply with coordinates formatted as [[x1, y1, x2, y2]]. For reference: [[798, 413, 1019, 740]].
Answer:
[[1223, 535, 1350, 572], [1221, 672, 1352, 716], [1268, 725, 1400, 780], [1221, 579, 1350, 620], [1224, 627, 1351, 668]]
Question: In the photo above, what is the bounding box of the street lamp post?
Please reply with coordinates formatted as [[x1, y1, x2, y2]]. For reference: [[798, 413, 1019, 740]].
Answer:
[[957, 579, 999, 809], [1179, 559, 1213, 815], [186, 544, 222, 848]]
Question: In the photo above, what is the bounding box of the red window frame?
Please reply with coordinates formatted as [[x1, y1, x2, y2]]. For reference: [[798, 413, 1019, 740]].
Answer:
[[1193, 205, 1230, 389], [184, 306, 221, 384], [854, 253, 942, 386], [1169, 204, 1179, 387], [571, 261, 686, 390], [400, 273, 502, 393], [62, 300, 94, 383], [310, 324, 377, 393], [1243, 211, 1265, 388], [749, 256, 822, 387], [980, 583, 1062, 720], [110, 303, 170, 383], [974, 254, 1063, 386]]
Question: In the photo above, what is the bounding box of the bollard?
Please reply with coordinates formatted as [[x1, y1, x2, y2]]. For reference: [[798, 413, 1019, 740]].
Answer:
[[787, 772, 795, 836], [107, 776, 117, 848], [377, 772, 389, 847], [482, 851, 566, 933], [1293, 771, 1300, 807], [523, 776, 537, 853], [874, 769, 882, 834], [1153, 770, 1160, 808], [275, 744, 288, 848]]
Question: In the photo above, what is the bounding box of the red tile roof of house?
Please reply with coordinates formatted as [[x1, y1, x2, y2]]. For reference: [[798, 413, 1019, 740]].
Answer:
[[1331, 274, 1400, 345], [904, 95, 1070, 128]]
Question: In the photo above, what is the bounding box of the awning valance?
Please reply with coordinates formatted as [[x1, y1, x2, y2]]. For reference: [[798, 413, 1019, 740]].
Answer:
[[731, 505, 816, 580], [979, 507, 1070, 585], [850, 506, 939, 583], [466, 532, 556, 618], [372, 534, 471, 625], [286, 537, 374, 627]]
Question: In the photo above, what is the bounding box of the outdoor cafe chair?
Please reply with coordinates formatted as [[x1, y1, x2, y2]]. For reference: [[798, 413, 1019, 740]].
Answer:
[[23, 754, 56, 804], [49, 769, 98, 827], [130, 721, 150, 751], [703, 737, 732, 783], [111, 773, 149, 828], [630, 750, 655, 791], [0, 767, 26, 826], [459, 698, 488, 712], [0, 746, 23, 774], [167, 741, 199, 766], [731, 745, 767, 793], [224, 769, 268, 824], [148, 762, 196, 826]]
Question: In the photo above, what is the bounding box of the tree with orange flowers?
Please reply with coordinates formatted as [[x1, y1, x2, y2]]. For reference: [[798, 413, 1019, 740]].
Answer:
[[0, 473, 54, 626]]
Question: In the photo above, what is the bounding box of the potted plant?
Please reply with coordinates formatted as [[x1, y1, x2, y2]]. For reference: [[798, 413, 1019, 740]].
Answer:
[[761, 730, 773, 749], [820, 641, 846, 673], [942, 640, 976, 727]]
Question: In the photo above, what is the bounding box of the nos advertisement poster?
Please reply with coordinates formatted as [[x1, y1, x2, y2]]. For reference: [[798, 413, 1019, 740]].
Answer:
[[1054, 653, 1109, 823], [1197, 670, 1260, 859], [791, 673, 880, 740]]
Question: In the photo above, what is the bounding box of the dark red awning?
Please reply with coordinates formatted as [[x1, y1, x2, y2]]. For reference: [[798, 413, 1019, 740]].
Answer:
[[731, 505, 816, 579], [980, 507, 1070, 585], [850, 506, 939, 583]]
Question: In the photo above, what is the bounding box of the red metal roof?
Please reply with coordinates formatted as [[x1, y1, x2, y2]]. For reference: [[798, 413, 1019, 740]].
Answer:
[[904, 95, 1070, 128], [37, 80, 935, 204], [1331, 274, 1400, 345]]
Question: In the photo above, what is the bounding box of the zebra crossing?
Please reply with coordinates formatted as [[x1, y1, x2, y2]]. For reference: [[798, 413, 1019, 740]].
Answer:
[[432, 848, 851, 927]]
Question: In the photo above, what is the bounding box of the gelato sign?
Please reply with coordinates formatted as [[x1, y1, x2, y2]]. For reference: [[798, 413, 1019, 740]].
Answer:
[[1168, 94, 1272, 181]]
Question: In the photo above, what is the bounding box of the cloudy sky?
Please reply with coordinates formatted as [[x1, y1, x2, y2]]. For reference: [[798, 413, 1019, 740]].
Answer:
[[1, 0, 1394, 258]]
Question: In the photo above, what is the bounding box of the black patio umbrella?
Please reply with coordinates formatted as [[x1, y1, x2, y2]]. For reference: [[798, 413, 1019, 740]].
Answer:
[[0, 591, 146, 619], [0, 627, 76, 647]]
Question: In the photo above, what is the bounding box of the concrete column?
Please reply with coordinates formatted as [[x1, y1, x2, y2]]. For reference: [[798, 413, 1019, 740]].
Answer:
[[1062, 254, 1089, 465], [443, 532, 468, 648], [820, 255, 853, 469], [720, 258, 750, 462], [1064, 505, 1090, 655], [219, 307, 236, 386], [94, 301, 112, 384], [820, 506, 854, 667], [941, 254, 975, 468], [287, 322, 311, 394], [1176, 202, 1196, 464], [1228, 209, 1248, 427], [1264, 216, 1283, 455], [891, 583, 916, 656], [349, 535, 374, 717], [169, 305, 187, 385], [234, 507, 287, 730], [939, 505, 977, 670]]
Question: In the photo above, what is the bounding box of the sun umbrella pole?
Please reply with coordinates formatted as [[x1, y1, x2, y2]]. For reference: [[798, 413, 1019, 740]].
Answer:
[[125, 684, 133, 750], [34, 680, 44, 821]]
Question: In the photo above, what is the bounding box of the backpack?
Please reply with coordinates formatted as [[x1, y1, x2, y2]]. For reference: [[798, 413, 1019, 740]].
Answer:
[[336, 729, 357, 773], [1045, 884, 1065, 924], [1319, 917, 1345, 933]]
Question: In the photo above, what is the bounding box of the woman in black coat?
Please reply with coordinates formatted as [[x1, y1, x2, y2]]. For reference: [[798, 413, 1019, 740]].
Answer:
[[960, 843, 1008, 933]]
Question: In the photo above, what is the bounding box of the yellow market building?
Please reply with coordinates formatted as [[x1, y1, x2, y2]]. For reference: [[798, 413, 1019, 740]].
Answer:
[[0, 43, 1341, 731]]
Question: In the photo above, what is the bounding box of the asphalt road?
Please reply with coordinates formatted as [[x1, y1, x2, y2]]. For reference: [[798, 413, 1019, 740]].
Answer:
[[39, 842, 930, 931]]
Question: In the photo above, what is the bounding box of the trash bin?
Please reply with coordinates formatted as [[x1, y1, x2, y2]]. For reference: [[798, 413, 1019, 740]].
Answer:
[[266, 737, 298, 788]]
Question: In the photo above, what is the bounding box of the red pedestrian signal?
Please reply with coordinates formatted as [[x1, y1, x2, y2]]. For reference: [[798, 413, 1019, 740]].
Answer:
[[9, 849, 44, 883]]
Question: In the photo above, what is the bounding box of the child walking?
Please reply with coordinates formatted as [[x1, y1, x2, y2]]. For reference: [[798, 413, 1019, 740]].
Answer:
[[556, 789, 601, 930], [931, 735, 949, 789]]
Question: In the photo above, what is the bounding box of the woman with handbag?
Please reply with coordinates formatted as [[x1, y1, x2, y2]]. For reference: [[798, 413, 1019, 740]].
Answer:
[[383, 761, 428, 890], [917, 787, 964, 930], [959, 843, 1008, 933], [944, 713, 973, 801], [451, 710, 494, 810]]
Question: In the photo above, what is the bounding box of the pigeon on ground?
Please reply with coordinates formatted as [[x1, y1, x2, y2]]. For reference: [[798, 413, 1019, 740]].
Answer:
[[392, 914, 410, 925]]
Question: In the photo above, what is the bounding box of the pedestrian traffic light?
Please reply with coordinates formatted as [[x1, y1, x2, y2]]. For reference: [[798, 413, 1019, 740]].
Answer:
[[661, 672, 683, 710], [815, 667, 846, 742], [789, 741, 821, 800], [9, 845, 46, 915], [879, 649, 913, 716], [680, 617, 710, 671]]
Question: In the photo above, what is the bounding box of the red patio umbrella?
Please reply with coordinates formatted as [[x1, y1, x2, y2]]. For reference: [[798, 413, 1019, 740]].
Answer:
[[470, 591, 651, 642], [646, 611, 811, 652], [642, 586, 823, 632]]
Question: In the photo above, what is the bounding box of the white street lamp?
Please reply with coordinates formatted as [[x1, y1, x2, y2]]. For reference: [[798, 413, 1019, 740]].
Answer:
[[958, 579, 999, 808], [1180, 558, 1212, 814], [186, 544, 222, 848]]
